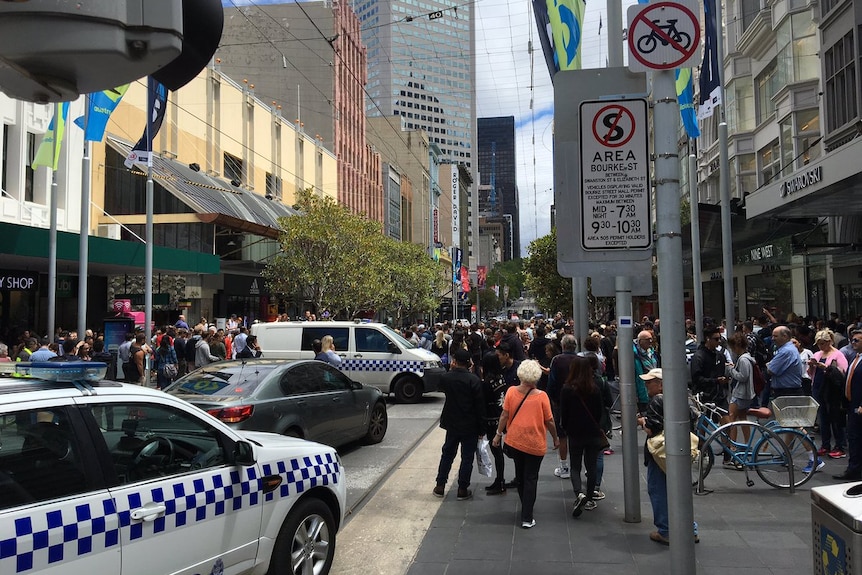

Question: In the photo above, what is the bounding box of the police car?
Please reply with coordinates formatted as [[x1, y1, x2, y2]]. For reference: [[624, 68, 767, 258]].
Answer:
[[0, 362, 346, 575]]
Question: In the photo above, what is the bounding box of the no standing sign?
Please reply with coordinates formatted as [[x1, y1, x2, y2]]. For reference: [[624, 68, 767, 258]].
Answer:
[[579, 99, 651, 251]]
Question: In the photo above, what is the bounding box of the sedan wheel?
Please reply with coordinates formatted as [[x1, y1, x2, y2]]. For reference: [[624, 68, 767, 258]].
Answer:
[[269, 498, 336, 575], [364, 402, 388, 444]]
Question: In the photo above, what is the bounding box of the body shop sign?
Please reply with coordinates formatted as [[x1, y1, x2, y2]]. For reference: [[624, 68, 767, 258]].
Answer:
[[0, 270, 38, 292]]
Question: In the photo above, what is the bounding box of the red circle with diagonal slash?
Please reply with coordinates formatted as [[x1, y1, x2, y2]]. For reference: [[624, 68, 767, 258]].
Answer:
[[592, 104, 636, 148], [629, 1, 700, 70]]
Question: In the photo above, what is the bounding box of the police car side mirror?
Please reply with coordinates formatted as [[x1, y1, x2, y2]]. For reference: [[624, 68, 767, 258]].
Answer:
[[387, 342, 401, 354], [233, 440, 256, 466]]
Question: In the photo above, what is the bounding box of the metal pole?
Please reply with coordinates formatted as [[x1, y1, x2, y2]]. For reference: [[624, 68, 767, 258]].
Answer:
[[689, 152, 704, 341], [573, 276, 588, 348], [654, 69, 696, 572], [715, 0, 734, 333], [616, 277, 640, 522], [77, 136, 91, 340], [607, 0, 623, 68], [47, 104, 59, 342]]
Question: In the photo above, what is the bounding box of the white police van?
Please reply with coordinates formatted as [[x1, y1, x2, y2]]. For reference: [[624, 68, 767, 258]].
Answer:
[[0, 361, 346, 575], [251, 320, 445, 403]]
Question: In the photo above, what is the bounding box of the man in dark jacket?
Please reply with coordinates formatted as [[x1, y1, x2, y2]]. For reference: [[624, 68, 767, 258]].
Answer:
[[502, 322, 527, 362], [690, 326, 730, 409], [433, 349, 486, 501]]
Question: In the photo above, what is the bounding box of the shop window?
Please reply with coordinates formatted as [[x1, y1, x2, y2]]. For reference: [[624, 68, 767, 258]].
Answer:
[[755, 60, 779, 124], [223, 152, 243, 184], [758, 140, 781, 186], [824, 32, 857, 132]]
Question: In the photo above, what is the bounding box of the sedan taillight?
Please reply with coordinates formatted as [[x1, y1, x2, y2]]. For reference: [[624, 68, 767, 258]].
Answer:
[[207, 404, 254, 423]]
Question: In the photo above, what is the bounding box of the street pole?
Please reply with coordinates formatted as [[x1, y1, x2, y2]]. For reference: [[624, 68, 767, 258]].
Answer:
[[574, 276, 588, 347], [715, 0, 734, 333], [77, 132, 91, 340], [616, 277, 640, 522], [689, 152, 704, 341], [47, 103, 59, 342], [654, 69, 696, 572]]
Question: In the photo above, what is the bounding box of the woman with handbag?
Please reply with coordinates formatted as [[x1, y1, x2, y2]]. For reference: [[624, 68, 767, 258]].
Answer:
[[559, 356, 608, 516], [480, 351, 509, 494], [491, 360, 559, 529], [154, 334, 178, 390], [810, 329, 849, 459]]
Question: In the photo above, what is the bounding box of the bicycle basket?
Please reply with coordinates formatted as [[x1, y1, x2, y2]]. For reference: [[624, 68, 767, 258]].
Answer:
[[770, 396, 819, 427]]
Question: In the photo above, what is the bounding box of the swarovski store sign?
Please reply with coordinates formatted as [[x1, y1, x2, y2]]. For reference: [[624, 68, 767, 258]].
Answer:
[[779, 166, 823, 198]]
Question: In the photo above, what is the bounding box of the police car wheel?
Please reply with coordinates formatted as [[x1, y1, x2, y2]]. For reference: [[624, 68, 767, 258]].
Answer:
[[364, 402, 387, 444], [270, 498, 336, 575], [394, 375, 421, 404]]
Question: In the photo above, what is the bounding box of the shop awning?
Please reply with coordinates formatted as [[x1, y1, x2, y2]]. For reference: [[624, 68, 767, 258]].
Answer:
[[0, 221, 220, 275], [682, 203, 820, 269], [107, 138, 298, 239]]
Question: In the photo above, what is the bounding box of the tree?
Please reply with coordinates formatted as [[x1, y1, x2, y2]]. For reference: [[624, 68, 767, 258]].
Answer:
[[486, 258, 524, 303], [522, 228, 573, 315], [264, 189, 445, 320]]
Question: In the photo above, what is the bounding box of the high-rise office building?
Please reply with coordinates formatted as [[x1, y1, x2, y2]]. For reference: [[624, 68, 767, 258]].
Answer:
[[477, 116, 519, 259]]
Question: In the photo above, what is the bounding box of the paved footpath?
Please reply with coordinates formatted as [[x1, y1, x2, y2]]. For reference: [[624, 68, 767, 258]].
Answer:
[[333, 425, 832, 575]]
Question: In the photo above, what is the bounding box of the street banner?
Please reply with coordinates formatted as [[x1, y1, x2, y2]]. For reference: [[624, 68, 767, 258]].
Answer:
[[698, 0, 722, 118], [477, 265, 487, 289], [461, 266, 470, 292], [75, 84, 129, 142], [125, 78, 168, 168], [547, 0, 586, 71], [32, 101, 69, 170]]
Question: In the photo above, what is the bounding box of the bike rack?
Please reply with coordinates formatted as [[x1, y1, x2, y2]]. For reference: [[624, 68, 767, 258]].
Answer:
[[694, 420, 795, 495]]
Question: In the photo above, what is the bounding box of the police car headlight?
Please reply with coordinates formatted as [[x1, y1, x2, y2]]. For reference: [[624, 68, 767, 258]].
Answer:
[[423, 360, 441, 369]]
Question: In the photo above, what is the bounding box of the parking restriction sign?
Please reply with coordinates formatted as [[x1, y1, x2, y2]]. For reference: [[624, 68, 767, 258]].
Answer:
[[579, 99, 651, 251]]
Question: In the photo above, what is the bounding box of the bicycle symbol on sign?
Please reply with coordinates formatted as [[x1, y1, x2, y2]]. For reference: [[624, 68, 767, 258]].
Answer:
[[636, 19, 692, 54]]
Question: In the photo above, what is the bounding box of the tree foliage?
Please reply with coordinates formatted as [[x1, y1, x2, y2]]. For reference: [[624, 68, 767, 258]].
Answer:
[[263, 189, 447, 320], [487, 258, 524, 301], [522, 228, 573, 315]]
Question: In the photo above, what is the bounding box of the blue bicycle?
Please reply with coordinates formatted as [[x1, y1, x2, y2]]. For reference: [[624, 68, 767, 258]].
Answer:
[[691, 394, 818, 489]]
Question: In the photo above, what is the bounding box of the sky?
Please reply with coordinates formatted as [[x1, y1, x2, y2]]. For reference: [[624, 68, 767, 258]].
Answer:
[[223, 0, 639, 256], [475, 0, 639, 256]]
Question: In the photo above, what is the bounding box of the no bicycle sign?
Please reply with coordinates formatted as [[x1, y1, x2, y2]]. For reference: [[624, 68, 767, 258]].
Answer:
[[627, 0, 701, 72]]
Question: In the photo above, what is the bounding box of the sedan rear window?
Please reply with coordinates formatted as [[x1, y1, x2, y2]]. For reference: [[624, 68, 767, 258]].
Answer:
[[168, 365, 277, 397]]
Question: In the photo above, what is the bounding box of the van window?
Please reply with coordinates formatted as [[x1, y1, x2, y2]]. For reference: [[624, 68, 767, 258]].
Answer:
[[301, 327, 349, 351], [355, 328, 393, 353]]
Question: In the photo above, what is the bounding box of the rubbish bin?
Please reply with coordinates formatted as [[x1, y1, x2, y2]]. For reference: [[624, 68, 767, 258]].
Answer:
[[811, 482, 862, 574]]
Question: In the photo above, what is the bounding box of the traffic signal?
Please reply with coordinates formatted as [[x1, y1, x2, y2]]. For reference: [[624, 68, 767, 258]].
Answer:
[[0, 0, 223, 103]]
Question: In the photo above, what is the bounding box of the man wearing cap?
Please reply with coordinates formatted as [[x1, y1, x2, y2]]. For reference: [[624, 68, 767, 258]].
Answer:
[[433, 349, 486, 501], [637, 368, 699, 545]]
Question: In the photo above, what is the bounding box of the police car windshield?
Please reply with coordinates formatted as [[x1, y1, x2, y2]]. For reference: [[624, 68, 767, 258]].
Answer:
[[383, 325, 415, 349], [166, 365, 274, 397]]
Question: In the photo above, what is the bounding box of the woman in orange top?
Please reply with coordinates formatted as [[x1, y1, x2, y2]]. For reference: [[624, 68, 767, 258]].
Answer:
[[492, 360, 559, 529]]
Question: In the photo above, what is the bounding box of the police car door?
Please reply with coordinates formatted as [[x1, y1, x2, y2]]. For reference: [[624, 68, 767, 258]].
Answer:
[[349, 327, 398, 391], [0, 402, 120, 575], [79, 397, 263, 575]]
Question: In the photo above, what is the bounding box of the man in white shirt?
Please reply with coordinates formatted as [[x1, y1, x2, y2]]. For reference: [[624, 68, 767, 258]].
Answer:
[[232, 326, 248, 359]]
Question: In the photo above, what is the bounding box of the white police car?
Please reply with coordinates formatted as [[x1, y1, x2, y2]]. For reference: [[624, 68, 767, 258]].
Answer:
[[0, 362, 346, 575]]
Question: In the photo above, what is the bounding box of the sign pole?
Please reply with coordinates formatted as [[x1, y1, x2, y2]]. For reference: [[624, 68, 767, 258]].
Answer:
[[654, 69, 696, 572]]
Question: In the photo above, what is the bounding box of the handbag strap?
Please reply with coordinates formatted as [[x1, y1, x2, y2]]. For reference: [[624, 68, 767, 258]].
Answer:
[[508, 388, 532, 426], [575, 390, 606, 439]]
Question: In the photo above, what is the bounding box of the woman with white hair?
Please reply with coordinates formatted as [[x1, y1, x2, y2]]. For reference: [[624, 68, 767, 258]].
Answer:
[[491, 359, 559, 529]]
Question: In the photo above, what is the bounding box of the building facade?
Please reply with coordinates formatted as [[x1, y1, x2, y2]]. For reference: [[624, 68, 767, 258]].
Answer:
[[219, 0, 384, 223], [0, 64, 337, 341]]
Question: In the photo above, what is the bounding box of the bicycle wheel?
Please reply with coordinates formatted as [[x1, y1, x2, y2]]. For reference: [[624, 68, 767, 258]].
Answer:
[[753, 429, 817, 488], [637, 34, 657, 54], [691, 442, 714, 486], [674, 31, 692, 49]]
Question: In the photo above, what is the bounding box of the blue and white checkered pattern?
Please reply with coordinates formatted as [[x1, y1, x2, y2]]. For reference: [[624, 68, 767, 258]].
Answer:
[[342, 359, 422, 373], [0, 498, 119, 573], [0, 454, 341, 573]]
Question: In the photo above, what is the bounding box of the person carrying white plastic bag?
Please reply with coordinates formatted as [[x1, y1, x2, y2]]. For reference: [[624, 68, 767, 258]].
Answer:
[[476, 436, 494, 477]]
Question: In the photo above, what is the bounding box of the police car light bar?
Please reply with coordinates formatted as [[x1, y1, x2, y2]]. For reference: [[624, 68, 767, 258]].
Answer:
[[1, 362, 109, 382]]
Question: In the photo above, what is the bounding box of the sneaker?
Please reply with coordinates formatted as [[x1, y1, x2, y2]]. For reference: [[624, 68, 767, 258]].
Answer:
[[521, 519, 536, 529], [584, 500, 597, 511], [572, 493, 587, 517], [829, 449, 847, 459], [603, 448, 614, 455], [484, 481, 503, 491], [817, 447, 830, 457], [722, 460, 743, 470], [554, 466, 571, 479], [803, 459, 826, 473], [592, 490, 606, 500], [456, 488, 473, 501], [486, 484, 506, 495], [433, 485, 444, 498], [504, 479, 519, 489], [650, 531, 670, 546]]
